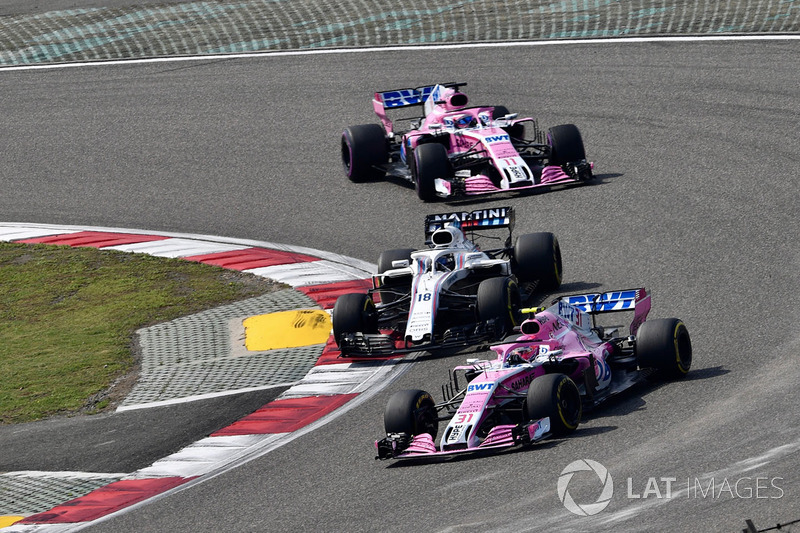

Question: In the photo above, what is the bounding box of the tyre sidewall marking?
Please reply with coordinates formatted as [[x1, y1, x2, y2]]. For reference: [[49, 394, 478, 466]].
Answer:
[[673, 321, 689, 374]]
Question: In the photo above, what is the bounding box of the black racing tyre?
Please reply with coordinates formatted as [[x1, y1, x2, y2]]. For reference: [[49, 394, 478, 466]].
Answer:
[[377, 248, 415, 274], [341, 124, 388, 182], [512, 232, 562, 291], [415, 133, 451, 149], [476, 276, 521, 338], [412, 142, 451, 202], [492, 105, 524, 139], [492, 105, 510, 120], [525, 373, 581, 436], [548, 124, 586, 165], [635, 318, 692, 379], [384, 389, 439, 439], [377, 248, 415, 304], [331, 293, 378, 345]]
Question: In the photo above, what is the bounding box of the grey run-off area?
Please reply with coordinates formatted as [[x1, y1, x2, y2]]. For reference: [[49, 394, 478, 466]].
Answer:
[[1, 0, 799, 66]]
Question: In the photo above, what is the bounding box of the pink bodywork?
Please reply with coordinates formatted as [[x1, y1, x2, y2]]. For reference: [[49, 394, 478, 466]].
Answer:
[[380, 289, 652, 459]]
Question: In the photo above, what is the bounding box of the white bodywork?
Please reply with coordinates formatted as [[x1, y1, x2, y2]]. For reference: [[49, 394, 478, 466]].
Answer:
[[380, 225, 510, 342]]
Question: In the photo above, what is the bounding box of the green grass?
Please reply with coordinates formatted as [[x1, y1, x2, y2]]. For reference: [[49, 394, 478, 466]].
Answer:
[[0, 242, 284, 424]]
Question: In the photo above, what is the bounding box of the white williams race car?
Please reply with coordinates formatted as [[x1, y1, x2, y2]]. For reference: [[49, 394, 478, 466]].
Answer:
[[331, 206, 562, 356]]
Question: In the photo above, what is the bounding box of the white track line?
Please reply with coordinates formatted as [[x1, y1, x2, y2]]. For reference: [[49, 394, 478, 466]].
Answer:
[[0, 34, 798, 73]]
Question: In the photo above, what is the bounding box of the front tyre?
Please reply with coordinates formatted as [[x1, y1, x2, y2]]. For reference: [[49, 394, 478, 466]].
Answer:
[[331, 293, 378, 346], [476, 276, 521, 338], [512, 232, 562, 291], [548, 124, 586, 166], [635, 318, 692, 379], [384, 389, 439, 439], [492, 105, 524, 139], [341, 124, 388, 182], [525, 373, 581, 436], [412, 143, 451, 202]]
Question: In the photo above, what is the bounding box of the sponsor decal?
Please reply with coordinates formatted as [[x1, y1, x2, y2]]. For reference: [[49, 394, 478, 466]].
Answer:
[[380, 89, 421, 108], [447, 424, 465, 442], [430, 207, 508, 224], [567, 291, 638, 312], [510, 374, 534, 390], [538, 345, 550, 356], [594, 358, 611, 385], [379, 86, 436, 108], [485, 134, 510, 143], [508, 166, 525, 181], [467, 382, 494, 393], [429, 84, 444, 103], [459, 400, 483, 413], [453, 133, 472, 149], [558, 301, 586, 328]]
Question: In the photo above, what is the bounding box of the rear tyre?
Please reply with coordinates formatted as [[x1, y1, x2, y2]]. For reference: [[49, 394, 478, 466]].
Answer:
[[331, 293, 378, 346], [476, 276, 521, 338], [512, 232, 562, 291], [412, 143, 451, 202], [525, 373, 581, 436], [384, 389, 439, 439], [548, 124, 586, 165], [377, 248, 415, 304], [341, 124, 388, 182], [635, 318, 692, 379]]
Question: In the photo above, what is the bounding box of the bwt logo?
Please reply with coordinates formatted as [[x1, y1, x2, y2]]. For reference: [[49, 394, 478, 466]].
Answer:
[[557, 459, 614, 516], [485, 134, 510, 143]]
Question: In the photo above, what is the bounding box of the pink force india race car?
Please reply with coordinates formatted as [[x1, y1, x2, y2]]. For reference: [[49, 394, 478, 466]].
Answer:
[[341, 82, 594, 201], [376, 288, 693, 460]]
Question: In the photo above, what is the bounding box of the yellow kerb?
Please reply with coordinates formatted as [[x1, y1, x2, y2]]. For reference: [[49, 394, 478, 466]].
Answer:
[[244, 310, 332, 351]]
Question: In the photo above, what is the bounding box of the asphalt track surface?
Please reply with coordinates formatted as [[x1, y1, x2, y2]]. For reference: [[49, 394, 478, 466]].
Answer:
[[1, 38, 799, 533]]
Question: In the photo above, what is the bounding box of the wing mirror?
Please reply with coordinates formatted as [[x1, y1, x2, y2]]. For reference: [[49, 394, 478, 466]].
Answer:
[[391, 259, 410, 268]]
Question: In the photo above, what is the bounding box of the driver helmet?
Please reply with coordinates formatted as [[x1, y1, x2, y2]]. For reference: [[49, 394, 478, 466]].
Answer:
[[454, 114, 477, 129], [436, 254, 455, 272], [506, 346, 534, 366]]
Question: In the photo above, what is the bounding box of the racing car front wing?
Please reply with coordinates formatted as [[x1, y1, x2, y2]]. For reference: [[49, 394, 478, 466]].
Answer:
[[339, 318, 506, 357], [375, 417, 551, 460]]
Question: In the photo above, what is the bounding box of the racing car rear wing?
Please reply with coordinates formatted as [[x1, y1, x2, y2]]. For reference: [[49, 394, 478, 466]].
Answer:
[[373, 82, 467, 109], [424, 206, 515, 242], [553, 288, 651, 335]]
